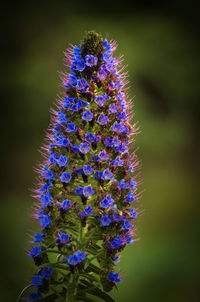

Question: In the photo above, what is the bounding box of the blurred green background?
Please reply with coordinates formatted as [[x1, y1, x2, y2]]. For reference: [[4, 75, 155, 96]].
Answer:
[[1, 1, 200, 301]]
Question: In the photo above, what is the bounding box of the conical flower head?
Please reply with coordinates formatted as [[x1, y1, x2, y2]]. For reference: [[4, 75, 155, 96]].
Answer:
[[23, 31, 140, 302]]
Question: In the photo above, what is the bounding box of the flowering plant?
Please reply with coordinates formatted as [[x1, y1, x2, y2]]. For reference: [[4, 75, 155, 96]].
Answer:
[[18, 31, 140, 302]]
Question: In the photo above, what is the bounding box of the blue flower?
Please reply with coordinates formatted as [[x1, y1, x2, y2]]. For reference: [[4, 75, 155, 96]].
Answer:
[[85, 54, 98, 67], [42, 166, 55, 180], [40, 268, 52, 279], [79, 143, 90, 154], [118, 179, 127, 189], [71, 103, 80, 111], [104, 137, 113, 147], [122, 220, 133, 230], [129, 208, 137, 219], [83, 206, 94, 216], [108, 103, 118, 114], [65, 73, 78, 87], [103, 39, 112, 53], [110, 235, 123, 249], [83, 186, 94, 197], [125, 191, 135, 202], [31, 274, 42, 286], [127, 179, 137, 189], [57, 111, 68, 124], [100, 194, 114, 208], [97, 65, 108, 81], [75, 186, 83, 195], [83, 164, 93, 175], [102, 168, 113, 180], [28, 290, 42, 301], [57, 155, 68, 167], [71, 145, 80, 152], [117, 111, 127, 120], [41, 192, 52, 207], [28, 246, 42, 258], [76, 78, 89, 92], [73, 45, 81, 56], [82, 110, 93, 121], [57, 232, 69, 244], [85, 132, 95, 143], [113, 156, 124, 167], [61, 199, 71, 210], [112, 211, 125, 222], [40, 214, 51, 228], [68, 250, 86, 265], [91, 155, 99, 162], [112, 136, 121, 147], [72, 56, 85, 72], [66, 122, 77, 132], [108, 272, 121, 283], [78, 99, 89, 108], [97, 114, 109, 125], [101, 215, 112, 226], [99, 150, 109, 161], [33, 233, 43, 243], [94, 171, 103, 179], [60, 172, 71, 183], [94, 93, 110, 107]]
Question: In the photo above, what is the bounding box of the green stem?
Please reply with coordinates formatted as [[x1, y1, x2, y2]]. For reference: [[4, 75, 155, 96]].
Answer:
[[16, 284, 33, 302]]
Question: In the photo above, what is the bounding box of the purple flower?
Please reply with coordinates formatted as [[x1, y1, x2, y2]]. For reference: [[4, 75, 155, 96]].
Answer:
[[72, 56, 85, 72], [104, 137, 113, 147], [83, 185, 94, 197], [78, 99, 89, 108], [85, 54, 98, 67], [129, 208, 137, 219], [97, 114, 109, 125], [108, 272, 121, 283], [100, 215, 112, 226], [97, 65, 108, 81], [108, 103, 118, 114], [61, 199, 71, 210], [102, 168, 113, 180], [76, 78, 89, 92], [99, 150, 109, 161], [57, 155, 68, 167], [94, 93, 110, 107], [60, 172, 71, 183], [83, 206, 94, 216], [113, 155, 124, 167], [82, 110, 93, 121], [66, 122, 77, 132], [117, 111, 127, 120], [31, 275, 42, 287], [112, 211, 125, 222], [83, 164, 93, 175], [79, 143, 90, 154]]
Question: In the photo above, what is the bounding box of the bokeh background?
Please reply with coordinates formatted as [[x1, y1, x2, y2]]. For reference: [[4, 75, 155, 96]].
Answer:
[[1, 1, 200, 301]]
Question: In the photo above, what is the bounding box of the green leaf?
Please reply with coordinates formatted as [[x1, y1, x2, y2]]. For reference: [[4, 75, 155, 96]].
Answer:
[[87, 287, 115, 302]]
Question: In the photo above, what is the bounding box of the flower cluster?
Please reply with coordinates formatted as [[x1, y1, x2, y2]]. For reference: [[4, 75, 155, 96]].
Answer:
[[23, 31, 140, 302]]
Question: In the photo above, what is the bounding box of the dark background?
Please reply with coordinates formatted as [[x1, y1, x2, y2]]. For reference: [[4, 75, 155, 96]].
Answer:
[[0, 1, 200, 301]]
